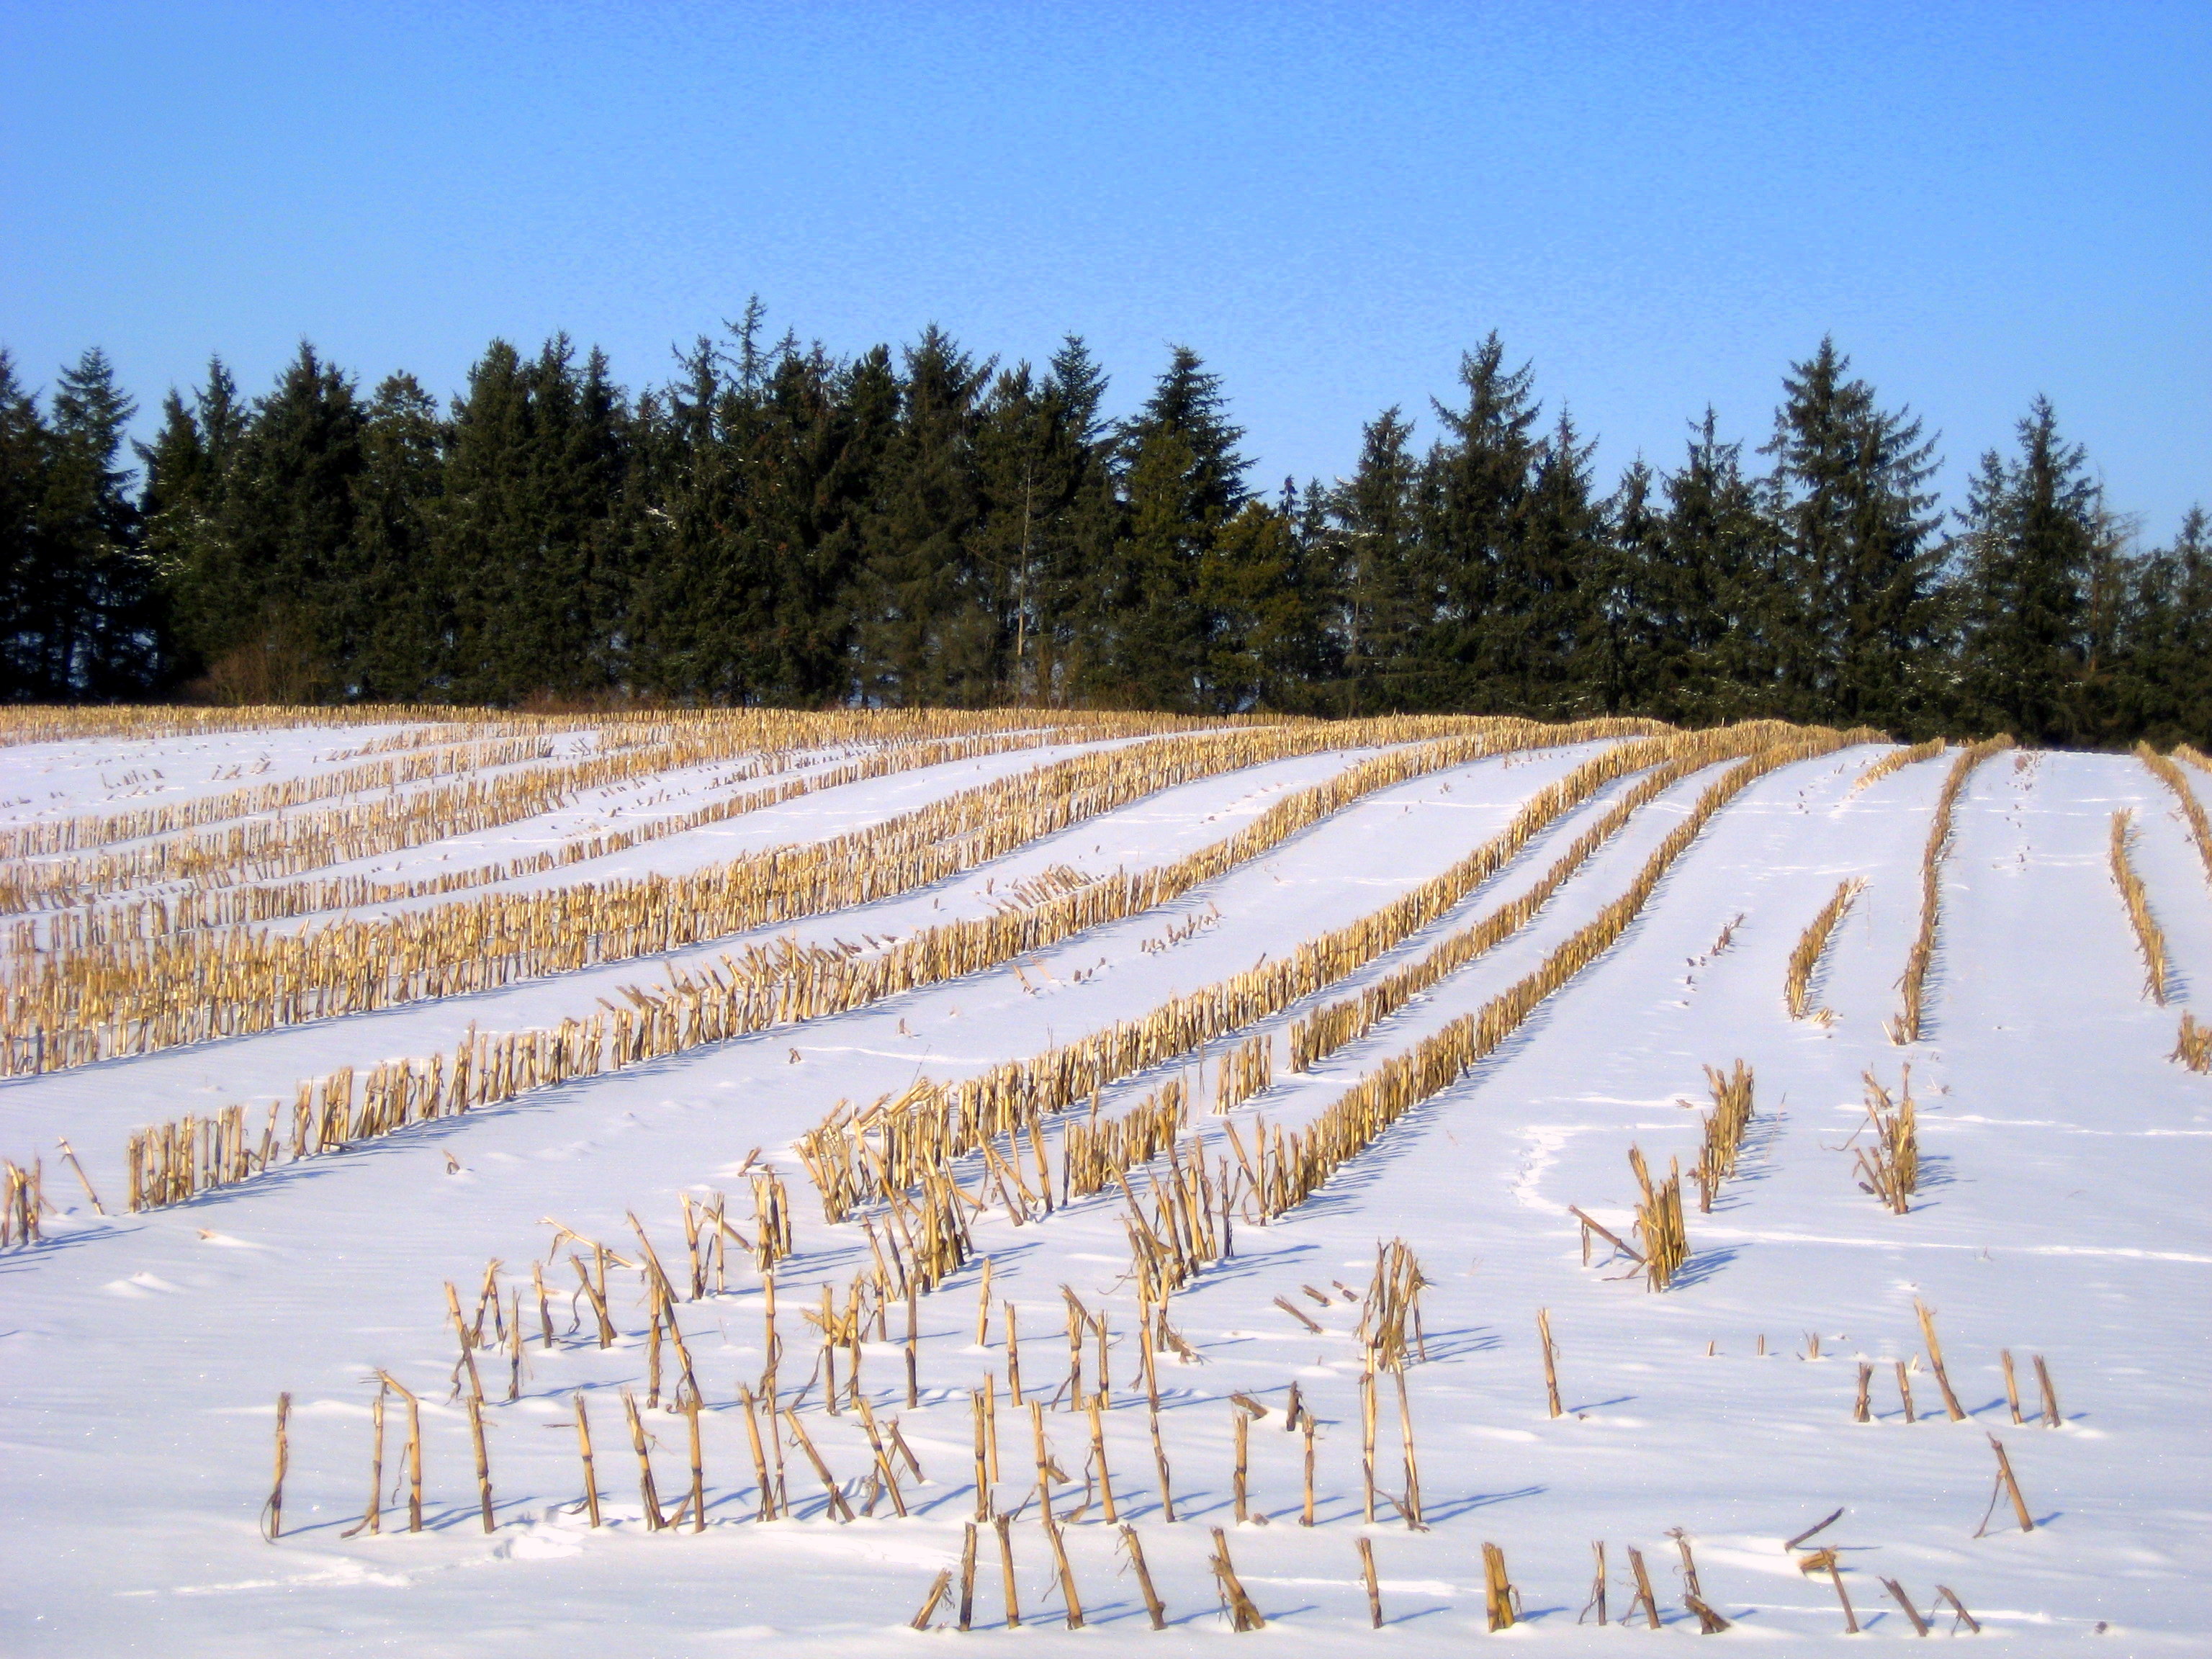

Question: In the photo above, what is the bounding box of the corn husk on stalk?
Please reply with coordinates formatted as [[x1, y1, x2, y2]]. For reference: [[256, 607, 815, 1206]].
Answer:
[[1358, 1240, 1429, 1373], [1853, 1069, 1919, 1213], [1, 1156, 43, 1248], [1208, 1527, 1267, 1629], [2174, 1010, 2212, 1072], [1691, 1061, 1754, 1211], [2108, 809, 2170, 1003], [1784, 877, 1863, 1020], [1627, 1147, 1688, 1290], [1892, 736, 2014, 1044], [1483, 1542, 1520, 1631], [1063, 1081, 1187, 1200], [1213, 1034, 1272, 1113]]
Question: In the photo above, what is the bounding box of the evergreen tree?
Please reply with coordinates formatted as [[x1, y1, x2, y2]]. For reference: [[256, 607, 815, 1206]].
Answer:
[[627, 331, 775, 702], [0, 350, 54, 700], [0, 349, 157, 701], [1197, 498, 1323, 711], [1094, 346, 1249, 707], [437, 336, 628, 703], [1326, 406, 1425, 711], [1660, 409, 1785, 721], [1763, 338, 1943, 731], [158, 344, 365, 700], [781, 341, 896, 702], [639, 331, 893, 706], [968, 351, 1112, 706], [855, 326, 992, 703], [345, 372, 447, 698], [137, 359, 243, 675], [1422, 333, 1542, 710], [1951, 397, 2110, 744], [1021, 336, 1119, 704], [1503, 408, 1604, 716], [42, 348, 153, 696], [2116, 506, 2211, 745], [1591, 458, 1663, 716]]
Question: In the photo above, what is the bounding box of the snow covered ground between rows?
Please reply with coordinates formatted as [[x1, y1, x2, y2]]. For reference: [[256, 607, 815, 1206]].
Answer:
[[1, 731, 2206, 1655]]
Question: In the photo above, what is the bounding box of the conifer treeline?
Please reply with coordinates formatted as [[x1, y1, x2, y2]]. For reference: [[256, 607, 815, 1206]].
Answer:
[[1, 310, 2204, 744]]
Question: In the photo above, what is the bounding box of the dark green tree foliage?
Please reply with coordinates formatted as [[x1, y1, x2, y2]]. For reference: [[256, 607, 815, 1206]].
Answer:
[[0, 353, 45, 697], [856, 327, 992, 704], [626, 325, 783, 703], [1200, 495, 1326, 713], [0, 314, 2200, 739], [964, 341, 1118, 706], [1508, 410, 1605, 718], [1589, 459, 1663, 717], [2119, 508, 2212, 745], [1763, 338, 1944, 731], [1422, 334, 1544, 710], [0, 351, 156, 698], [1659, 410, 1786, 721], [138, 359, 245, 675], [438, 338, 629, 703], [346, 374, 447, 698], [1326, 407, 1426, 711], [1089, 346, 1251, 707], [1951, 397, 2110, 745], [154, 344, 367, 699], [45, 351, 153, 696]]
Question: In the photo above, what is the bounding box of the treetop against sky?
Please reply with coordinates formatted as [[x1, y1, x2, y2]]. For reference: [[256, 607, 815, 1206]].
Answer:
[[1, 1, 2204, 536]]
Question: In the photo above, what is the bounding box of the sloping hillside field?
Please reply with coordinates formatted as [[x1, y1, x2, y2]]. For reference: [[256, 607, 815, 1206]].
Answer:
[[3, 706, 2206, 1655]]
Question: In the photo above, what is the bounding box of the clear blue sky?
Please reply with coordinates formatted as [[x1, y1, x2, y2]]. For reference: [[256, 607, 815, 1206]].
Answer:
[[4, 1, 2206, 538]]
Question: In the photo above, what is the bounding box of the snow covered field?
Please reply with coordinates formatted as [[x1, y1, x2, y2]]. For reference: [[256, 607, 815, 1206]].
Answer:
[[1, 711, 2206, 1655]]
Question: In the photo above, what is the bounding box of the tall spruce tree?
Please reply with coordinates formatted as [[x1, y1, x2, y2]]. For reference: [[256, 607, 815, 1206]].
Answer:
[[1423, 333, 1542, 711], [0, 350, 155, 700], [138, 359, 246, 683], [41, 349, 153, 697], [1197, 495, 1323, 712], [1662, 409, 1784, 721], [1951, 397, 2109, 745], [345, 372, 447, 698], [1591, 459, 1663, 717], [0, 351, 55, 700], [969, 345, 1113, 706], [1763, 339, 1943, 732], [786, 341, 897, 702], [159, 344, 365, 701], [855, 326, 992, 704], [1096, 346, 1249, 708], [627, 331, 774, 702], [1025, 336, 1120, 704], [1505, 408, 1604, 717], [437, 336, 628, 703], [1326, 406, 1426, 711]]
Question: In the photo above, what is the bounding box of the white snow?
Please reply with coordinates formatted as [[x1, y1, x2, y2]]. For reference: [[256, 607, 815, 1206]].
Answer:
[[1, 730, 2205, 1655]]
